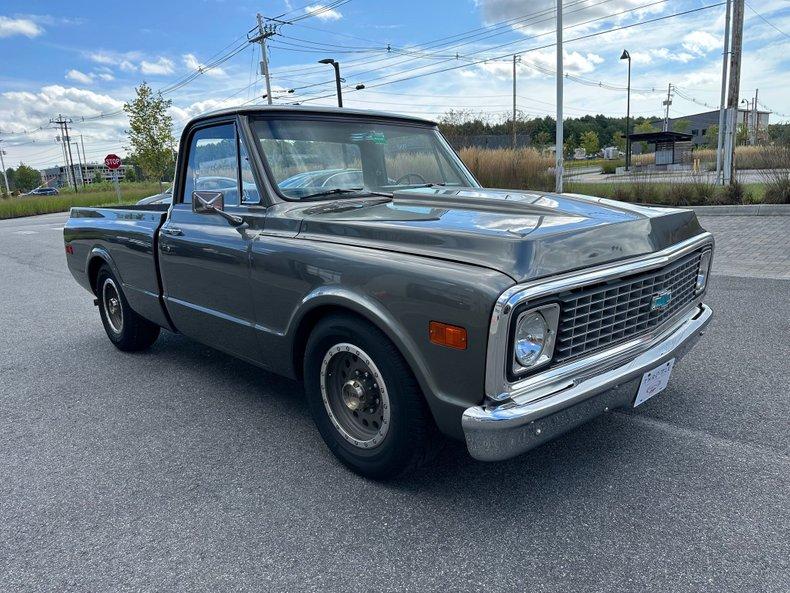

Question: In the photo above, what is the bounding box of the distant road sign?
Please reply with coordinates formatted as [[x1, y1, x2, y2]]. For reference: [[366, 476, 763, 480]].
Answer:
[[104, 154, 121, 170]]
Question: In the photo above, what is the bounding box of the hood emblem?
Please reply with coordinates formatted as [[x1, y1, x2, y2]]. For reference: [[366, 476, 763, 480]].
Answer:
[[651, 290, 672, 311]]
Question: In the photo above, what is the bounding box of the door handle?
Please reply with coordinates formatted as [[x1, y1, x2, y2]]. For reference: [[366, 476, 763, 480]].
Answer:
[[161, 227, 183, 236]]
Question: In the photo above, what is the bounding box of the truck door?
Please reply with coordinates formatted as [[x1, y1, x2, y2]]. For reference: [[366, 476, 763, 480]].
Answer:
[[158, 120, 266, 365]]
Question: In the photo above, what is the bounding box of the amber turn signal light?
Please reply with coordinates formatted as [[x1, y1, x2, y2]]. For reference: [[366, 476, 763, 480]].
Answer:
[[429, 321, 468, 350]]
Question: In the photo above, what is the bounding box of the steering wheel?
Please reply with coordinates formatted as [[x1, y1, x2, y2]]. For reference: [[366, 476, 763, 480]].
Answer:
[[395, 173, 427, 185]]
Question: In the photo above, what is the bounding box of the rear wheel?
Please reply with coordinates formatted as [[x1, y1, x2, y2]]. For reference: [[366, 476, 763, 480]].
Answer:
[[96, 265, 160, 351], [304, 314, 438, 479]]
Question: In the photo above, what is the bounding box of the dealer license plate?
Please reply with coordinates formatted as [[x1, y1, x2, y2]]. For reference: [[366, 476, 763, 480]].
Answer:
[[634, 359, 675, 407]]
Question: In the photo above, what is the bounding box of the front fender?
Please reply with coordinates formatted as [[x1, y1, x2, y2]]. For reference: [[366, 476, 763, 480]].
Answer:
[[287, 286, 439, 404]]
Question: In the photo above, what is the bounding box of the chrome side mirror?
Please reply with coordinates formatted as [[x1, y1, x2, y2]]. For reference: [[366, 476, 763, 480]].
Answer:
[[192, 190, 224, 214], [192, 191, 244, 226]]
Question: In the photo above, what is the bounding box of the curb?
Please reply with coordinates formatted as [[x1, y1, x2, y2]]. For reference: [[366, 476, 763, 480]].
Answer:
[[688, 204, 790, 216]]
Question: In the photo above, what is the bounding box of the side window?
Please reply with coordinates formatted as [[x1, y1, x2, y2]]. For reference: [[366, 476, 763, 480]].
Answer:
[[238, 136, 259, 204], [181, 123, 238, 205]]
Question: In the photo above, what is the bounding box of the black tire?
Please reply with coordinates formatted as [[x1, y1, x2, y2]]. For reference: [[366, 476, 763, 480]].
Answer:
[[304, 314, 438, 479], [95, 264, 160, 352]]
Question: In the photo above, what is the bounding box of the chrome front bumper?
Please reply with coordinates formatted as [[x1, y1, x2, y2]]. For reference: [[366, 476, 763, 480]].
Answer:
[[462, 302, 713, 461]]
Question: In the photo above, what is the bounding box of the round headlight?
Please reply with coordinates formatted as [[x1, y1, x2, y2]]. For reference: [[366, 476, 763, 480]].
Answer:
[[515, 311, 548, 367]]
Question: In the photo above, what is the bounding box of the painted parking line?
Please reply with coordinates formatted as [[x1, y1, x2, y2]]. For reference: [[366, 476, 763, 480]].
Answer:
[[14, 231, 37, 235]]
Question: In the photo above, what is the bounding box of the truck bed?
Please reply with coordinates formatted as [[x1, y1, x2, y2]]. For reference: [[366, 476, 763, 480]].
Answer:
[[63, 205, 172, 330]]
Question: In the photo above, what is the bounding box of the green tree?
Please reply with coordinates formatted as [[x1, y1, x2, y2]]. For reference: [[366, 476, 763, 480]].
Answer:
[[736, 123, 748, 145], [123, 82, 175, 190], [13, 164, 42, 192], [580, 130, 600, 155], [122, 166, 137, 182], [533, 130, 551, 147], [610, 131, 625, 150], [672, 119, 692, 133], [705, 125, 719, 147], [632, 121, 656, 153], [767, 123, 790, 146], [92, 171, 103, 184]]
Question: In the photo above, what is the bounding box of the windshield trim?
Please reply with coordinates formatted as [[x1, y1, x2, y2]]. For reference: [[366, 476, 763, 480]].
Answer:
[[248, 113, 479, 203]]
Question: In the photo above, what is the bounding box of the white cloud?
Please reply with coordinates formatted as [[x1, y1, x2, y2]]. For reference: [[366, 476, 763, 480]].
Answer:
[[652, 48, 696, 63], [65, 69, 94, 84], [88, 51, 115, 65], [1, 85, 124, 134], [0, 16, 44, 38], [477, 0, 668, 35], [304, 4, 343, 21], [96, 72, 115, 81], [183, 53, 226, 77], [119, 60, 137, 72], [140, 57, 175, 75], [682, 30, 720, 56]]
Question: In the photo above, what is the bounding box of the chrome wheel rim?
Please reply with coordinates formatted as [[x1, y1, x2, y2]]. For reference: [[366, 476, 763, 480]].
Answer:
[[102, 278, 123, 334], [320, 343, 390, 449]]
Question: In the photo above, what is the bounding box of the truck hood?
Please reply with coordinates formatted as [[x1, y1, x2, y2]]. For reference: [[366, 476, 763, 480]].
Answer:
[[289, 187, 704, 282]]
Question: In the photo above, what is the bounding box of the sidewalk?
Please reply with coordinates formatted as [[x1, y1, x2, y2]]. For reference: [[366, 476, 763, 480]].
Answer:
[[698, 215, 789, 280]]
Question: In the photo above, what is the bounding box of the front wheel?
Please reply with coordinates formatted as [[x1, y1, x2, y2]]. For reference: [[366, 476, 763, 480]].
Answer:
[[96, 265, 160, 351], [304, 314, 438, 479]]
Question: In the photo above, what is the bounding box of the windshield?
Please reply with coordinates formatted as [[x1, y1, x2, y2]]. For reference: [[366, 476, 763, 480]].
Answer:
[[252, 117, 476, 200]]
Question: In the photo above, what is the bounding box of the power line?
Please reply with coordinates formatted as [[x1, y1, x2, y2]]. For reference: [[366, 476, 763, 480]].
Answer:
[[744, 1, 789, 39], [292, 2, 725, 105], [268, 0, 611, 79], [283, 0, 672, 98]]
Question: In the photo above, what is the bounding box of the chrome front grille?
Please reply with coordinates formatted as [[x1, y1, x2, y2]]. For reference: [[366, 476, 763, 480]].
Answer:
[[554, 251, 703, 364]]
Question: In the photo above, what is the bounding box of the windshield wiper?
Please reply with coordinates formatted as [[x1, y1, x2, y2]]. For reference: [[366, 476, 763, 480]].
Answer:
[[299, 187, 393, 201], [299, 188, 363, 201]]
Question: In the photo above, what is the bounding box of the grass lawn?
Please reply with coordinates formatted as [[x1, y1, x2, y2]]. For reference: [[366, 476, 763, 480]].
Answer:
[[0, 183, 161, 220], [564, 158, 621, 169]]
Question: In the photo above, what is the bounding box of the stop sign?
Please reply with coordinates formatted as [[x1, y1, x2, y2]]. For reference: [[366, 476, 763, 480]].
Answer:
[[104, 154, 121, 170]]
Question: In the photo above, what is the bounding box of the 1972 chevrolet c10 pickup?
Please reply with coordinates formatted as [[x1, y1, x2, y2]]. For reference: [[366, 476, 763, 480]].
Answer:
[[64, 106, 714, 478]]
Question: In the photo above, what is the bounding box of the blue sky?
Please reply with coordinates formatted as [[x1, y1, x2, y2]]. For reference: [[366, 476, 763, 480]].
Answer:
[[1, 0, 788, 169]]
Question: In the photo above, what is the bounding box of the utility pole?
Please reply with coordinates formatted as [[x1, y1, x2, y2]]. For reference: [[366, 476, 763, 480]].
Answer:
[[751, 88, 759, 145], [0, 140, 9, 195], [555, 0, 563, 193], [512, 54, 518, 150], [662, 83, 673, 131], [256, 14, 274, 105], [724, 0, 745, 184], [741, 99, 751, 141], [72, 141, 85, 186], [56, 135, 71, 190], [50, 115, 78, 192], [715, 0, 732, 184]]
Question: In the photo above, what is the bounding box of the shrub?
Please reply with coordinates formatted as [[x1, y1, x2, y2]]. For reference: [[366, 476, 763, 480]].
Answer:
[[710, 180, 748, 205], [601, 161, 618, 174]]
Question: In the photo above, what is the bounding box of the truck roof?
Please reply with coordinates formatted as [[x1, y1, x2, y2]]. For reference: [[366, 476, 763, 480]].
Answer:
[[190, 104, 436, 127]]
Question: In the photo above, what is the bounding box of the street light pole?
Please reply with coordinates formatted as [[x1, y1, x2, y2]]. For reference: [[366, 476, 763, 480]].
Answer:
[[555, 0, 563, 194], [319, 58, 343, 107], [620, 50, 632, 172]]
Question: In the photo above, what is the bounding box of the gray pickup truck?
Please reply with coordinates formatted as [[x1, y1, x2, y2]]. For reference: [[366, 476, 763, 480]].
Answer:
[[64, 106, 714, 478]]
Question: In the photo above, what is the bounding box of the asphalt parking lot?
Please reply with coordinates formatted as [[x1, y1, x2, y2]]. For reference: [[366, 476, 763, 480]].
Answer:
[[1, 212, 788, 592]]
